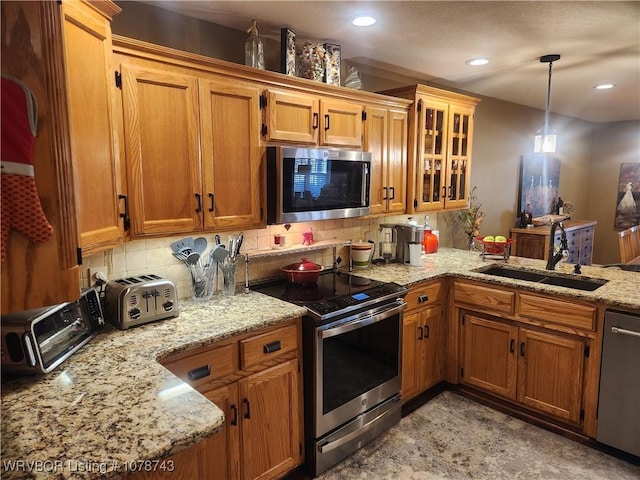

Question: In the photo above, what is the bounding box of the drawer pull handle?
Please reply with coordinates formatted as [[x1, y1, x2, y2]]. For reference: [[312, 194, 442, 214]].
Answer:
[[520, 342, 525, 357], [418, 326, 423, 340], [187, 364, 211, 381], [243, 398, 251, 419], [424, 325, 430, 338], [510, 339, 515, 353], [264, 340, 282, 354], [230, 404, 238, 426], [313, 112, 319, 130], [418, 294, 429, 303]]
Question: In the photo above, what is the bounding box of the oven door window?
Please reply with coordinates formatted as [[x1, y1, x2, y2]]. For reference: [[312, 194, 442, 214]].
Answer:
[[33, 303, 95, 370], [322, 314, 399, 414], [282, 156, 368, 213]]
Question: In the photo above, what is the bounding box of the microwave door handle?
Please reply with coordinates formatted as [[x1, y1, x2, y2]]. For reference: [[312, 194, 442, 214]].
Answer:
[[361, 164, 369, 206]]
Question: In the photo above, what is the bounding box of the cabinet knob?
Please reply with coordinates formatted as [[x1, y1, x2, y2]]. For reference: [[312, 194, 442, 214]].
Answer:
[[418, 294, 429, 303]]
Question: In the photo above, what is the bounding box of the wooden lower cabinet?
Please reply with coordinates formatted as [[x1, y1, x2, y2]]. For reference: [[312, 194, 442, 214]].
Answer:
[[239, 360, 301, 480], [461, 313, 586, 424], [402, 281, 445, 401], [125, 436, 217, 480], [156, 321, 303, 480]]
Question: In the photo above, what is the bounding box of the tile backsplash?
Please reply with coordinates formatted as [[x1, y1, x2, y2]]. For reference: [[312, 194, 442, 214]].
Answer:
[[81, 215, 438, 299]]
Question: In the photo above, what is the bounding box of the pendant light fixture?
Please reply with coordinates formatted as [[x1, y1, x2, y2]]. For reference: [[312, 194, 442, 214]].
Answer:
[[534, 54, 561, 153]]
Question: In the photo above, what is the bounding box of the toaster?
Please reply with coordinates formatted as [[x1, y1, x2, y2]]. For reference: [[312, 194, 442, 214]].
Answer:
[[104, 274, 179, 329]]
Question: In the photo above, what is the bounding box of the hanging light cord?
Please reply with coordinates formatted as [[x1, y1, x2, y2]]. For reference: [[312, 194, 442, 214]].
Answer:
[[543, 61, 554, 136]]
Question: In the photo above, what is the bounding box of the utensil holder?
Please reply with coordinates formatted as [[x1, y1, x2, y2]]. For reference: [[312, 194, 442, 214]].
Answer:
[[219, 257, 238, 296], [190, 262, 217, 301]]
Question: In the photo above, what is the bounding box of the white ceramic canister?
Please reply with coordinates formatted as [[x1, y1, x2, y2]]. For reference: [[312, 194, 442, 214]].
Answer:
[[351, 242, 375, 268]]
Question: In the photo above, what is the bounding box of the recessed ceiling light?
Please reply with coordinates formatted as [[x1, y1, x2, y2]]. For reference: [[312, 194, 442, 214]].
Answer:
[[352, 16, 376, 27], [466, 58, 490, 66], [594, 84, 615, 90]]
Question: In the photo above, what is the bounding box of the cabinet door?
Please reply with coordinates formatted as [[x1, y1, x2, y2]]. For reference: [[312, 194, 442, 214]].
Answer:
[[462, 315, 517, 400], [263, 89, 318, 144], [444, 105, 474, 210], [61, 0, 124, 256], [125, 435, 217, 480], [363, 106, 388, 215], [386, 109, 408, 213], [320, 99, 363, 147], [120, 62, 202, 235], [239, 360, 302, 480], [420, 305, 444, 391], [414, 98, 448, 211], [517, 328, 584, 423], [200, 78, 262, 230], [401, 311, 422, 400], [203, 383, 241, 480]]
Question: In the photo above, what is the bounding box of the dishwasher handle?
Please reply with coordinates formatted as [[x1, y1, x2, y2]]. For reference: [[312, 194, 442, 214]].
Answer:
[[611, 326, 640, 339]]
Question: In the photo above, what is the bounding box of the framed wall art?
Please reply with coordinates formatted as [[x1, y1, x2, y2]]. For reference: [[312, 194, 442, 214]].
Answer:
[[323, 43, 341, 86], [614, 162, 640, 229], [517, 154, 561, 218], [280, 27, 296, 76]]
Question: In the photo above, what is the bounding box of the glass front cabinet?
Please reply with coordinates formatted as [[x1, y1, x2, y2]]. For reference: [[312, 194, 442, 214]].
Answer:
[[380, 85, 479, 212]]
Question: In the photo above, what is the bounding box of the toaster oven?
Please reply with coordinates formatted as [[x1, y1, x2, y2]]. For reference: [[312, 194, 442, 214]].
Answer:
[[1, 288, 104, 374]]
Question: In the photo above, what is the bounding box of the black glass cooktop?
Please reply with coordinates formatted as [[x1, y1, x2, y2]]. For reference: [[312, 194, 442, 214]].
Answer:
[[250, 269, 407, 322]]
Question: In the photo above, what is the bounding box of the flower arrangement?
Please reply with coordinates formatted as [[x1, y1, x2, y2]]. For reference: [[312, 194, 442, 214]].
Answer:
[[441, 186, 485, 250]]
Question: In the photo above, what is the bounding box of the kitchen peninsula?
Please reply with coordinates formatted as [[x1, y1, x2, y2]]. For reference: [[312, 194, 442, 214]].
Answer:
[[2, 248, 639, 479]]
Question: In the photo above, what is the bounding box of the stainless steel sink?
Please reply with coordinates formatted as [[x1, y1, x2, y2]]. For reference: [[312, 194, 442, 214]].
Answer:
[[474, 265, 608, 291]]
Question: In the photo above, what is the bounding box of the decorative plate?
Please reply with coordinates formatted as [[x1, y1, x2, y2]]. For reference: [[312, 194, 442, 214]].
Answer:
[[563, 201, 575, 215]]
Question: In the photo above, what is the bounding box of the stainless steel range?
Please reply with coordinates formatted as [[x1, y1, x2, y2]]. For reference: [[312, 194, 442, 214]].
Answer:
[[251, 269, 407, 475]]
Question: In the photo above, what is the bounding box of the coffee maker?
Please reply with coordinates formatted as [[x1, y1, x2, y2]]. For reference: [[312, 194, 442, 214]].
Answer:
[[380, 224, 425, 264]]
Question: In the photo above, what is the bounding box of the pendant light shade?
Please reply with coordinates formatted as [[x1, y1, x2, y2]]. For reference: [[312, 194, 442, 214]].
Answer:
[[534, 54, 560, 153]]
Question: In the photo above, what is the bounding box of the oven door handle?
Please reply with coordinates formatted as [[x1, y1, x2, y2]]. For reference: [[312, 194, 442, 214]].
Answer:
[[318, 300, 407, 339], [318, 395, 402, 454]]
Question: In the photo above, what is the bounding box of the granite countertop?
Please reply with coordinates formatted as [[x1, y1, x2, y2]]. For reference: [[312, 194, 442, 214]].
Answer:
[[1, 248, 638, 480], [0, 292, 306, 480]]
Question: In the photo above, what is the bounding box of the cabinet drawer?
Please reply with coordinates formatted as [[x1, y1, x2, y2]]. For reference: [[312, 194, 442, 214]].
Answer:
[[405, 281, 444, 311], [162, 343, 236, 388], [518, 293, 596, 331], [454, 282, 514, 314], [240, 324, 298, 370]]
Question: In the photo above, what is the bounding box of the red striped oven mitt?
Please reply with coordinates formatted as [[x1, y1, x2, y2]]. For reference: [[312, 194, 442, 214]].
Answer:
[[1, 75, 53, 262]]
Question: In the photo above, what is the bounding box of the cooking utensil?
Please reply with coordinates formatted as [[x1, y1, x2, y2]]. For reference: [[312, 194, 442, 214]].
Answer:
[[244, 253, 249, 294], [235, 232, 244, 257], [211, 244, 230, 262], [281, 258, 324, 284], [170, 237, 194, 254], [193, 237, 208, 255], [228, 235, 235, 258], [215, 234, 221, 245]]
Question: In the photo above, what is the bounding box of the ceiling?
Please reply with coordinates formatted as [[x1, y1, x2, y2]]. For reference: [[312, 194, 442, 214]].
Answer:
[[135, 1, 639, 123]]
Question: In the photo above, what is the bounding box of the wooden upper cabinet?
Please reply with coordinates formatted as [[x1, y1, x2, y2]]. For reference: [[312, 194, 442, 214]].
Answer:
[[379, 84, 479, 213], [365, 105, 407, 214], [262, 89, 319, 144], [262, 89, 363, 147], [119, 61, 202, 235], [319, 98, 363, 147], [199, 79, 262, 230], [61, 0, 124, 256]]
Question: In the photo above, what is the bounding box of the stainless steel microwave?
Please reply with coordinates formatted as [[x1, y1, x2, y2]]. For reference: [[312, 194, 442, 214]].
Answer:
[[1, 288, 104, 374], [266, 146, 372, 224]]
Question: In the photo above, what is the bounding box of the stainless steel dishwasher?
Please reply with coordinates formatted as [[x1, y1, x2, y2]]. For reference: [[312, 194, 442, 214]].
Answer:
[[597, 310, 640, 456]]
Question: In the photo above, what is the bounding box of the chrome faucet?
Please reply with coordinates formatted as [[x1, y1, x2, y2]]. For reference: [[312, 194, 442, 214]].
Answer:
[[546, 221, 568, 270]]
